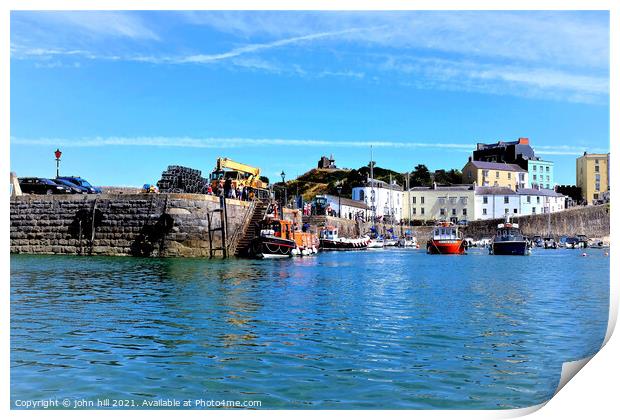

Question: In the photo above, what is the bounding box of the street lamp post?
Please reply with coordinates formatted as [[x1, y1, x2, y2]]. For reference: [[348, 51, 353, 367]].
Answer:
[[336, 185, 342, 218], [280, 170, 287, 209], [54, 149, 62, 178]]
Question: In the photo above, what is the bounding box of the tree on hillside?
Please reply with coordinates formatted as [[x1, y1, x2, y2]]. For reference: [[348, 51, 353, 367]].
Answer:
[[411, 164, 432, 187], [433, 169, 463, 185]]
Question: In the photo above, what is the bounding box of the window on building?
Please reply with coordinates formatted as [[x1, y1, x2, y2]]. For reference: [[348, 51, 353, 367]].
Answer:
[[527, 196, 531, 203], [495, 171, 500, 178], [494, 181, 499, 186], [595, 183, 600, 191], [452, 208, 457, 216], [539, 165, 543, 171], [595, 174, 601, 181], [508, 172, 512, 179], [533, 174, 537, 180], [483, 196, 488, 204], [463, 208, 467, 216], [461, 197, 468, 204], [482, 170, 489, 178], [421, 207, 425, 215], [468, 170, 472, 179], [546, 175, 550, 181], [421, 197, 425, 204], [536, 196, 540, 204], [514, 208, 518, 214], [438, 197, 446, 204], [504, 208, 509, 214], [449, 197, 457, 204], [519, 173, 525, 181], [532, 207, 536, 214], [533, 165, 537, 172], [412, 196, 416, 204], [595, 159, 599, 164], [482, 208, 487, 215], [546, 166, 550, 172], [359, 190, 365, 201], [412, 208, 417, 215], [504, 196, 509, 204], [440, 208, 446, 216], [595, 165, 600, 172], [594, 193, 599, 199]]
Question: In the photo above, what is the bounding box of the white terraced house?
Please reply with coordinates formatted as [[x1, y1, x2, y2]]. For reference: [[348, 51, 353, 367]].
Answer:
[[351, 178, 404, 223]]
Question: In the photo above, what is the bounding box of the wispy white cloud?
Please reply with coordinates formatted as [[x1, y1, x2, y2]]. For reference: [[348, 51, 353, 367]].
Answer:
[[11, 136, 606, 156], [380, 55, 608, 104], [11, 135, 472, 150], [10, 11, 609, 104], [173, 27, 374, 64], [12, 11, 159, 41], [181, 11, 609, 70]]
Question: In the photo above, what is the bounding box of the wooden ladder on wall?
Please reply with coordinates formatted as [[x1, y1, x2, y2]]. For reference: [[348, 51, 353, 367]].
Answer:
[[207, 196, 228, 258]]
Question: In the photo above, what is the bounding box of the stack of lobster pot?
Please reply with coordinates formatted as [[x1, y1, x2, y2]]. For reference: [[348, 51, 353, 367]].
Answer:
[[156, 165, 210, 193]]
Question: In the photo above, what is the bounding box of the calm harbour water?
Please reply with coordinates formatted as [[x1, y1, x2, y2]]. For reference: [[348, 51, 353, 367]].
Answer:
[[11, 248, 609, 409]]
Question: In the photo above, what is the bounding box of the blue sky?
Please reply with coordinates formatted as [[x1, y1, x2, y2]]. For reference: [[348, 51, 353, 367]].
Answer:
[[10, 11, 609, 187]]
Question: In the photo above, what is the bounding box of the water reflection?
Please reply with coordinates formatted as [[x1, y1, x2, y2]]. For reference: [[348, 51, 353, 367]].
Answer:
[[11, 250, 609, 409]]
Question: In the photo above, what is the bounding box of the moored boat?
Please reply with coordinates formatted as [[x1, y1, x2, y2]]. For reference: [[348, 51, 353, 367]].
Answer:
[[319, 226, 369, 250], [249, 218, 296, 259], [426, 221, 466, 255], [292, 228, 319, 256], [490, 219, 530, 256], [367, 237, 385, 248], [398, 230, 419, 248]]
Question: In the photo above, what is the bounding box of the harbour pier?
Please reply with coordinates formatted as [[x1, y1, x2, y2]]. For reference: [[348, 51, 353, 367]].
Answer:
[[10, 193, 609, 258]]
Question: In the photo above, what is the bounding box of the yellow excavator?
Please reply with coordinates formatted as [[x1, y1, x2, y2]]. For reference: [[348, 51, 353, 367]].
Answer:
[[209, 157, 268, 192]]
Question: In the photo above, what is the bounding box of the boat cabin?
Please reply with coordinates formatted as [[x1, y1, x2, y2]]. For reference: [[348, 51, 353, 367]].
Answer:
[[495, 222, 525, 241], [431, 222, 462, 241], [319, 226, 339, 240], [259, 218, 294, 241]]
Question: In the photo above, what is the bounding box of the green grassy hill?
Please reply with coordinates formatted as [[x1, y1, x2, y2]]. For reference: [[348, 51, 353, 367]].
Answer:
[[285, 166, 406, 202]]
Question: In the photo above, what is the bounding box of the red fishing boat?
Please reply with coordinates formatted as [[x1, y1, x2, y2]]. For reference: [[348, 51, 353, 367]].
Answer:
[[426, 221, 466, 255]]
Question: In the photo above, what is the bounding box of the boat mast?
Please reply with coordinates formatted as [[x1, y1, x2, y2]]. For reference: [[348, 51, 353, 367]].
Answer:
[[389, 173, 394, 231], [370, 145, 375, 225], [406, 172, 411, 229]]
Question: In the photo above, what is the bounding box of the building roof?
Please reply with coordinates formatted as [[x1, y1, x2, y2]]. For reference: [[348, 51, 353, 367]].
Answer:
[[466, 160, 526, 172], [322, 194, 370, 209], [527, 159, 554, 165], [356, 177, 403, 191], [516, 188, 565, 197], [578, 152, 609, 159], [409, 184, 475, 192], [475, 186, 517, 195]]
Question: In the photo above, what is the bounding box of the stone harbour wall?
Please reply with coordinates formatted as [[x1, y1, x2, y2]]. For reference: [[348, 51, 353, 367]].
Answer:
[[10, 193, 253, 257], [303, 204, 610, 243], [10, 195, 610, 258], [462, 204, 610, 240]]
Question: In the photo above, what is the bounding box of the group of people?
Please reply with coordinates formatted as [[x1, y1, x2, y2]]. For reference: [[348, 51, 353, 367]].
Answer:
[[206, 178, 255, 201]]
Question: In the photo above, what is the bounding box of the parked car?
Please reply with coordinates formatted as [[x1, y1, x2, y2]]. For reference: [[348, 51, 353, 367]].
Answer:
[[56, 176, 101, 194], [18, 177, 72, 195], [54, 178, 89, 194]]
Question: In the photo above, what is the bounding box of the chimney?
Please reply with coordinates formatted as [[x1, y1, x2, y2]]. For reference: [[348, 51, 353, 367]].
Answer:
[[468, 156, 472, 162], [518, 137, 529, 145]]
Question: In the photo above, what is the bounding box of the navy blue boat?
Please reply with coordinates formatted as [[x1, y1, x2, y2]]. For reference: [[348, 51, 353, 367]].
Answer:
[[490, 219, 530, 256]]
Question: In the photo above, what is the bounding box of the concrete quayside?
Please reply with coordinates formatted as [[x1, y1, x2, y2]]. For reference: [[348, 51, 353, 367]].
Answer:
[[10, 193, 610, 258]]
